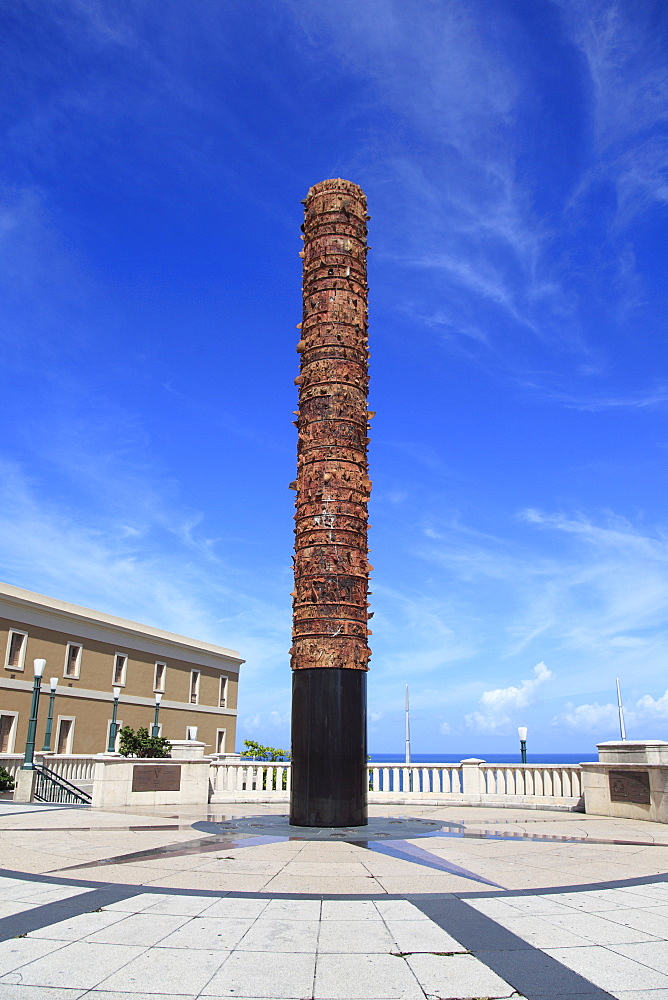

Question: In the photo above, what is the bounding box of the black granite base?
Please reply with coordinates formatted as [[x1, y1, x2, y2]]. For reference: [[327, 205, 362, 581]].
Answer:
[[290, 667, 368, 827]]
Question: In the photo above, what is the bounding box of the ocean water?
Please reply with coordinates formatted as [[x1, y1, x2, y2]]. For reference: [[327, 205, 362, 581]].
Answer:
[[369, 752, 593, 765]]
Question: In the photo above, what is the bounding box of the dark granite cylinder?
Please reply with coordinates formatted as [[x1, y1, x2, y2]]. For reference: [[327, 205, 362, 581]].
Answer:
[[290, 668, 367, 827]]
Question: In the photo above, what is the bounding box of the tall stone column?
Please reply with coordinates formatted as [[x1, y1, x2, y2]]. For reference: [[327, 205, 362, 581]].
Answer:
[[289, 178, 372, 827]]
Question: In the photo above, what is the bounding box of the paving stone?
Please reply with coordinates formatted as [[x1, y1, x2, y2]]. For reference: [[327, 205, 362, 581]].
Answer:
[[547, 944, 668, 991], [202, 949, 316, 998], [373, 899, 431, 921], [0, 937, 67, 976], [2, 941, 146, 988], [494, 913, 591, 948], [27, 909, 128, 941], [262, 897, 321, 919], [157, 915, 254, 950], [384, 918, 467, 954], [314, 952, 424, 999], [318, 919, 396, 953], [610, 940, 668, 974], [542, 909, 661, 944], [199, 896, 269, 919], [85, 912, 190, 946], [97, 893, 174, 912], [604, 907, 668, 936], [141, 894, 218, 915], [236, 916, 319, 952], [612, 992, 668, 999], [96, 945, 227, 994], [321, 900, 383, 921], [0, 987, 86, 999], [83, 994, 196, 1000], [407, 951, 516, 998]]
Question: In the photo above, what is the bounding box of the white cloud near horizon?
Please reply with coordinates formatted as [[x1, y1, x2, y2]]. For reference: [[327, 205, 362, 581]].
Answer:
[[465, 662, 553, 733], [552, 687, 668, 735]]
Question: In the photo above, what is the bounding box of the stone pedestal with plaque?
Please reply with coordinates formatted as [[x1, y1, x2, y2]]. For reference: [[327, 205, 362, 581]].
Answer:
[[581, 741, 668, 823], [91, 755, 211, 808]]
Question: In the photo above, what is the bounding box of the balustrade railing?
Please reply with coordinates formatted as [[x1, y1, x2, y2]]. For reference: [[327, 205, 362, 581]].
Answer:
[[209, 760, 584, 806], [209, 761, 292, 797], [479, 763, 582, 800], [0, 755, 24, 781], [1, 753, 584, 808], [41, 755, 97, 785], [368, 764, 463, 796]]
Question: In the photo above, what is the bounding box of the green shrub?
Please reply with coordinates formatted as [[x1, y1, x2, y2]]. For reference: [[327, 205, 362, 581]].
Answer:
[[240, 740, 290, 789], [240, 740, 290, 761], [118, 726, 171, 758], [0, 766, 15, 791]]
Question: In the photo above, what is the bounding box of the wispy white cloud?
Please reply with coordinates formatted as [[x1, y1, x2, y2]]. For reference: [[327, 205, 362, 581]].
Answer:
[[559, 0, 668, 218], [414, 505, 668, 709], [522, 383, 668, 411]]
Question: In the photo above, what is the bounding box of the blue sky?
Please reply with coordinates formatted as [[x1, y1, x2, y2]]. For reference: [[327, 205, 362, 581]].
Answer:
[[1, 0, 667, 755]]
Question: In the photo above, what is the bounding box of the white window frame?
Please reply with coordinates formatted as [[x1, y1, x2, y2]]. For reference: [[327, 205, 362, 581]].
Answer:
[[219, 675, 228, 708], [106, 717, 123, 752], [55, 716, 75, 755], [63, 642, 82, 680], [215, 728, 227, 754], [112, 653, 127, 687], [154, 661, 166, 693], [189, 669, 200, 705], [0, 711, 19, 753], [5, 629, 27, 672]]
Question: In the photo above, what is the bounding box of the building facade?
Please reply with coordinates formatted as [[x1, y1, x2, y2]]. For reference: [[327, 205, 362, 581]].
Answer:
[[0, 583, 242, 757]]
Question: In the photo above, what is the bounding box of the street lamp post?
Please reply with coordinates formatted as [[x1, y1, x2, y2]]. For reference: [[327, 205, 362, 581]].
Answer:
[[152, 692, 163, 737], [518, 726, 528, 765], [22, 659, 46, 770], [107, 686, 121, 753], [41, 677, 58, 753]]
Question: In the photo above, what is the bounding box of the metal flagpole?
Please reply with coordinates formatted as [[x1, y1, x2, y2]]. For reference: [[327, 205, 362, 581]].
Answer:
[[616, 678, 627, 741], [405, 684, 411, 765]]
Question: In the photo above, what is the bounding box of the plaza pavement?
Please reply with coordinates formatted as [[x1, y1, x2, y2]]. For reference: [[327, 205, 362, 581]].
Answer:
[[0, 802, 668, 998]]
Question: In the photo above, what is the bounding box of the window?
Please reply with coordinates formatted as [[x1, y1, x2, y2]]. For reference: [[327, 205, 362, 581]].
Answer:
[[219, 676, 228, 708], [216, 728, 226, 754], [55, 717, 75, 754], [5, 630, 27, 671], [113, 653, 127, 686], [63, 643, 81, 679], [0, 714, 17, 753], [190, 670, 200, 705], [154, 661, 166, 693]]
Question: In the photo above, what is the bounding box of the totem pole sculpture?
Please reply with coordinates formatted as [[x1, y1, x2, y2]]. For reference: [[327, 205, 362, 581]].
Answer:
[[289, 178, 372, 827]]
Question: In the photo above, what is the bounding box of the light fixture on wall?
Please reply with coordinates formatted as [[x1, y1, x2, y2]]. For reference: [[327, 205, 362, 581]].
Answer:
[[22, 659, 46, 770]]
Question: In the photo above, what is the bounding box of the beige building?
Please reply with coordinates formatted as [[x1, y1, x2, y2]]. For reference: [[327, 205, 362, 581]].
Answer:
[[0, 582, 242, 757]]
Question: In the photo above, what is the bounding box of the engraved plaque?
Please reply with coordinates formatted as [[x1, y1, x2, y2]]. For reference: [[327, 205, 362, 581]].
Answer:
[[132, 764, 181, 793], [609, 770, 650, 804]]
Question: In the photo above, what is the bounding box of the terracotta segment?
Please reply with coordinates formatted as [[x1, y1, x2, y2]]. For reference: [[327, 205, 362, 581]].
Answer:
[[291, 179, 371, 672]]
